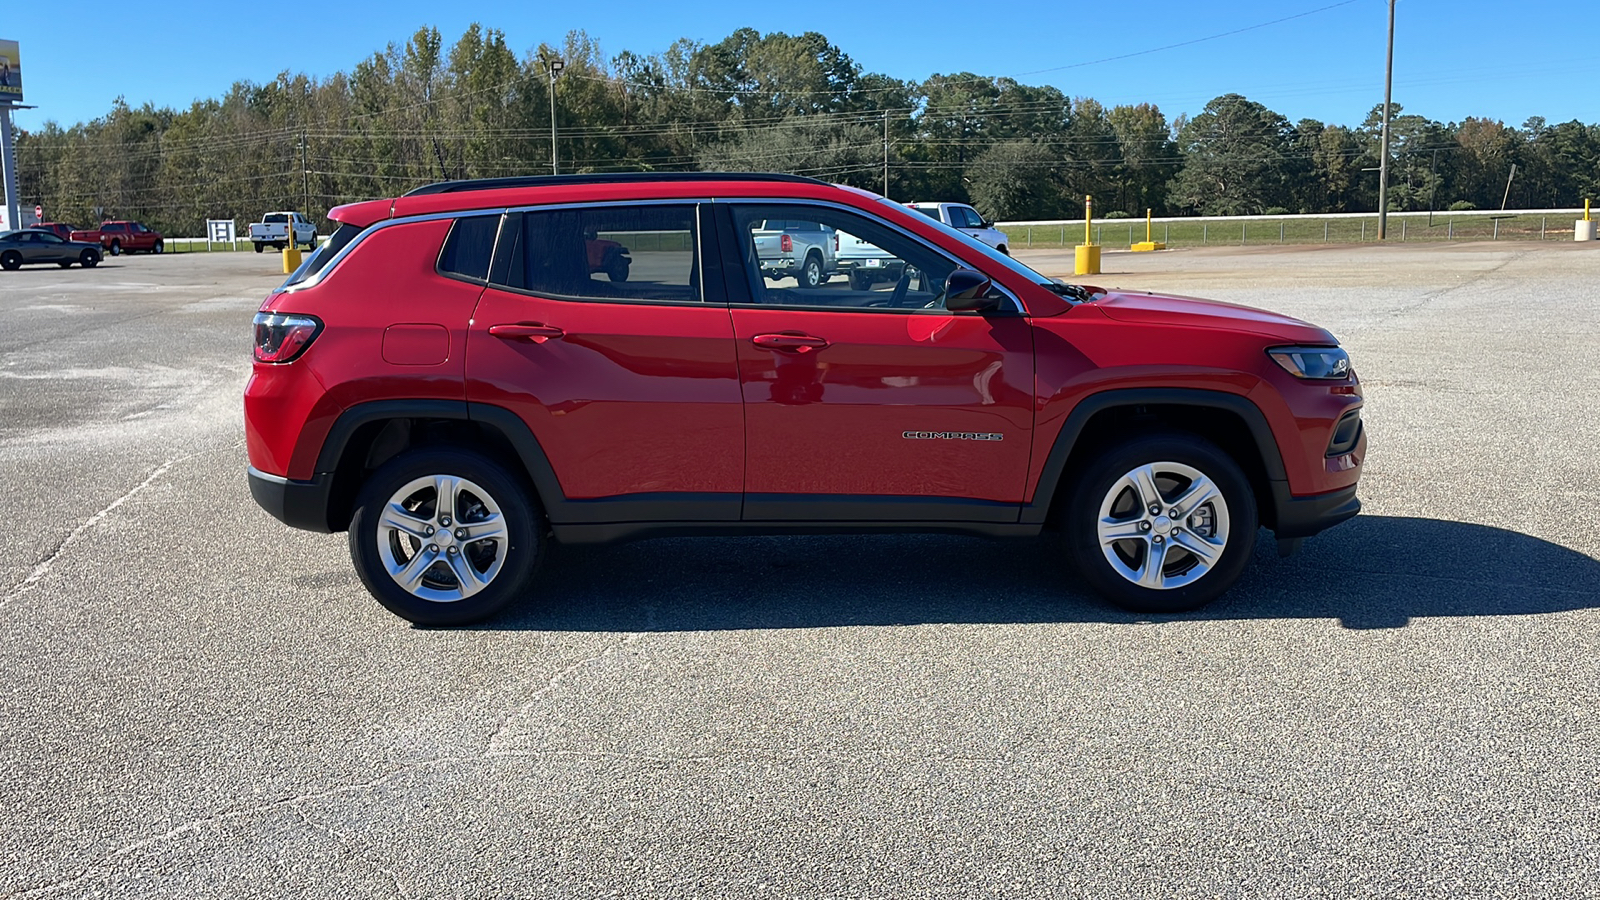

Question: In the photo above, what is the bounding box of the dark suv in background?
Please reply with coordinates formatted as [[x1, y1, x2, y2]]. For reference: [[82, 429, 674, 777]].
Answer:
[[246, 173, 1364, 625]]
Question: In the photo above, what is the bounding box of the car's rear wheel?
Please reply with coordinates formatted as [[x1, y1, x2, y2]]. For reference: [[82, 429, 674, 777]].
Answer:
[[254, 243, 264, 254], [1062, 433, 1256, 613], [849, 269, 872, 291], [58, 261, 72, 268], [349, 449, 545, 626], [799, 253, 824, 288], [0, 251, 20, 271], [109, 240, 121, 256], [79, 250, 99, 268]]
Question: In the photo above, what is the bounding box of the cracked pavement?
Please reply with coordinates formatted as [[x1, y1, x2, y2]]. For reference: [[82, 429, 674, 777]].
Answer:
[[1, 245, 1597, 898]]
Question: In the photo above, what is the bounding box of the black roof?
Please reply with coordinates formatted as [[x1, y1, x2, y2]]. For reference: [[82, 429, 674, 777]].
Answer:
[[403, 172, 825, 197]]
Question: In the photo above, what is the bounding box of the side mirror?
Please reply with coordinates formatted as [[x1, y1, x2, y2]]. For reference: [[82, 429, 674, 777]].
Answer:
[[944, 268, 997, 312]]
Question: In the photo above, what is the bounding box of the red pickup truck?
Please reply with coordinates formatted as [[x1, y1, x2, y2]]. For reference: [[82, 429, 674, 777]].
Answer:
[[69, 221, 164, 255]]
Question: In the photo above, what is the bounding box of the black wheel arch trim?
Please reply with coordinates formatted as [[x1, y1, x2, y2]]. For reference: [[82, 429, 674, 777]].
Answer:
[[1021, 387, 1291, 526]]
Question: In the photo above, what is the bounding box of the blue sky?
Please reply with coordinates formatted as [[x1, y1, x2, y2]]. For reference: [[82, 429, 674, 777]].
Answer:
[[6, 0, 1598, 132]]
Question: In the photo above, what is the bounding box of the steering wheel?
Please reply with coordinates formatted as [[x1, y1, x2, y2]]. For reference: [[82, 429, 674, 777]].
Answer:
[[889, 266, 916, 308]]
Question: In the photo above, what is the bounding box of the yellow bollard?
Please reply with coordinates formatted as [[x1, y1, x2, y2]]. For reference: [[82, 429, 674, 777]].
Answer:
[[281, 243, 303, 274], [1074, 194, 1101, 275], [1131, 208, 1167, 252]]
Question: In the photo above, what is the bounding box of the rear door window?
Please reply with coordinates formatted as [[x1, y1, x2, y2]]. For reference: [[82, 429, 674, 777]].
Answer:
[[496, 204, 701, 304]]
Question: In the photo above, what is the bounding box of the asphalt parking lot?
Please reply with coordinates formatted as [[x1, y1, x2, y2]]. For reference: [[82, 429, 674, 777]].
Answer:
[[1, 243, 1597, 898]]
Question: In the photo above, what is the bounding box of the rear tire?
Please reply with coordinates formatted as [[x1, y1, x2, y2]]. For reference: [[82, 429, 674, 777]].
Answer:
[[0, 251, 20, 271], [799, 253, 824, 288], [849, 270, 872, 291], [254, 243, 265, 254], [109, 240, 122, 256], [349, 448, 546, 626], [58, 261, 72, 268], [1062, 432, 1257, 613]]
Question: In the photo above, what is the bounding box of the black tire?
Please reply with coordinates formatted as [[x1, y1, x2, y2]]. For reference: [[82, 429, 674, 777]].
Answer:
[[348, 448, 546, 626], [80, 250, 99, 268], [108, 240, 122, 256], [0, 251, 20, 271], [799, 253, 824, 288], [848, 269, 872, 291], [273, 242, 285, 251], [58, 261, 73, 268], [1062, 432, 1257, 613], [605, 254, 630, 282], [253, 243, 265, 254], [153, 240, 164, 254], [997, 245, 1010, 256]]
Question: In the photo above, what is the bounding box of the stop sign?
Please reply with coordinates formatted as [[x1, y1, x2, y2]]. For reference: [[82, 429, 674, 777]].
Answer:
[[34, 205, 42, 218]]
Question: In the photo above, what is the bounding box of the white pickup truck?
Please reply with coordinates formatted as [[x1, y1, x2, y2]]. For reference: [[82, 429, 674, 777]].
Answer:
[[905, 202, 1010, 254], [249, 212, 318, 253]]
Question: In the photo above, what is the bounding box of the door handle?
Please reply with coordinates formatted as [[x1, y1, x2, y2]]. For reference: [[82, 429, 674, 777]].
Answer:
[[752, 333, 829, 353], [488, 323, 565, 343]]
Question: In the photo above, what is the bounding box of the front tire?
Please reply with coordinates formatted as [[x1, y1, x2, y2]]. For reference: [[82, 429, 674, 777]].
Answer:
[[80, 250, 100, 268], [1062, 433, 1257, 613], [153, 240, 164, 254], [349, 449, 545, 625], [108, 240, 122, 256]]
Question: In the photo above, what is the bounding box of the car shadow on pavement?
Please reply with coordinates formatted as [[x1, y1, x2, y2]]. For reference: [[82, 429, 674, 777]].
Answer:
[[477, 516, 1600, 633]]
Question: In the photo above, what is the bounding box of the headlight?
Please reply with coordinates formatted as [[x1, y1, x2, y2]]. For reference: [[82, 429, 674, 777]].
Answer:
[[1268, 345, 1350, 380]]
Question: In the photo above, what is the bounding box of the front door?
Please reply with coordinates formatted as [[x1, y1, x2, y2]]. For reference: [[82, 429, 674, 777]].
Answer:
[[466, 203, 744, 522], [719, 203, 1035, 522]]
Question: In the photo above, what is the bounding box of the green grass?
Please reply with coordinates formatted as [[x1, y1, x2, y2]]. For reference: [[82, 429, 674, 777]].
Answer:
[[1002, 214, 1583, 249]]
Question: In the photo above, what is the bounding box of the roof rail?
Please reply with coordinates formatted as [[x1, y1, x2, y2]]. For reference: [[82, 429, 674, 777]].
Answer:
[[403, 172, 826, 197]]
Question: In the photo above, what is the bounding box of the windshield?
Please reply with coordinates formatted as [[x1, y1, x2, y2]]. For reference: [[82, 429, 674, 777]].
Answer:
[[879, 198, 1056, 287], [909, 205, 941, 221]]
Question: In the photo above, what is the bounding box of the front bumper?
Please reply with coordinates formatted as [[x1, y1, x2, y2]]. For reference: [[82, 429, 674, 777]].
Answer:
[[1270, 482, 1360, 539], [247, 466, 335, 533]]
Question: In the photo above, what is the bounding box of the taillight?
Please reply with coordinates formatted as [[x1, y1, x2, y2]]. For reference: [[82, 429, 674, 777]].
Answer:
[[833, 234, 840, 251], [780, 234, 792, 253], [253, 312, 322, 363]]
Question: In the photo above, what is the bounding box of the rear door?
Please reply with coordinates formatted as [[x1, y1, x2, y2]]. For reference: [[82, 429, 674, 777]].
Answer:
[[466, 203, 744, 522], [718, 202, 1036, 523]]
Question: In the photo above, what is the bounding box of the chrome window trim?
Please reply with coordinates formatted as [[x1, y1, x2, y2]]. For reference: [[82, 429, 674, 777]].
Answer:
[[716, 197, 1027, 315], [278, 198, 720, 295]]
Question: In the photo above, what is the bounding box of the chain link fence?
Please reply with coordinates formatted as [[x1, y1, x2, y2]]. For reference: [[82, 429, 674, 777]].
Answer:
[[1001, 209, 1590, 249]]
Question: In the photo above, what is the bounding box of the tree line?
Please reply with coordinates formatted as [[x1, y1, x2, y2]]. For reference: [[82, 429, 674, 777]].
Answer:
[[12, 25, 1600, 236]]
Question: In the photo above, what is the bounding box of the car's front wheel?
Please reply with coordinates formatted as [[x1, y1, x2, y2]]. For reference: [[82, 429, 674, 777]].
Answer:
[[80, 250, 100, 268], [1063, 433, 1256, 613], [348, 449, 546, 625]]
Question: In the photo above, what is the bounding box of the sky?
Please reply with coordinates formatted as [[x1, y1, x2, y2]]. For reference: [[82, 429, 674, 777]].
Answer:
[[4, 0, 1599, 132]]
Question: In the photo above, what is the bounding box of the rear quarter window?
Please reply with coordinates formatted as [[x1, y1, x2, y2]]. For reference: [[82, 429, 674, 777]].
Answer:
[[437, 215, 501, 284]]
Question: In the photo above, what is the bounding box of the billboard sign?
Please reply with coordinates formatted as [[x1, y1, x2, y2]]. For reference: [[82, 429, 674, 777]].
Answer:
[[0, 40, 21, 104]]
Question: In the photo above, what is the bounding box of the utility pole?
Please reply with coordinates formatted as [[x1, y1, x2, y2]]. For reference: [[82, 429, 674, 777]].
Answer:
[[299, 131, 310, 214], [548, 59, 565, 176], [882, 110, 890, 198], [1377, 0, 1396, 240]]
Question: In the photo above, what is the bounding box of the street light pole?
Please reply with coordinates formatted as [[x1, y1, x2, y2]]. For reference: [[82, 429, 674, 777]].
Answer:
[[548, 59, 565, 176], [1377, 0, 1395, 240]]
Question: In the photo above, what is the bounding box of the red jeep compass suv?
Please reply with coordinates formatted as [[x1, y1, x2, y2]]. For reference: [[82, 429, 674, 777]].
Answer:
[[245, 173, 1364, 625]]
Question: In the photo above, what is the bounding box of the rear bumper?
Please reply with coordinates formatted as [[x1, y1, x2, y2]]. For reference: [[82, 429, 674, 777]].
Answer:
[[247, 466, 335, 533], [1270, 482, 1360, 539]]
